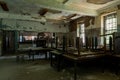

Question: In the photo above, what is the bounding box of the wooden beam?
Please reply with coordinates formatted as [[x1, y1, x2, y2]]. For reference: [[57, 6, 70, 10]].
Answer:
[[0, 1, 9, 11]]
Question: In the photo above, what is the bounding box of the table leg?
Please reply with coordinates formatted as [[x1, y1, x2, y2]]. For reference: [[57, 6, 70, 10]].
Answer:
[[28, 52, 31, 60], [32, 53, 34, 61], [50, 53, 53, 66], [45, 51, 47, 59], [74, 60, 77, 80], [57, 55, 61, 71]]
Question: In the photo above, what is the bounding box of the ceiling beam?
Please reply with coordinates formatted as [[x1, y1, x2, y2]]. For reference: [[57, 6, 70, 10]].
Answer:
[[62, 0, 69, 4], [25, 0, 98, 16], [0, 1, 9, 11], [87, 0, 114, 4]]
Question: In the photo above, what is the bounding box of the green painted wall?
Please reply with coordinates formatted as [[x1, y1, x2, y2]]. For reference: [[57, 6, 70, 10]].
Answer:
[[0, 19, 2, 55], [0, 31, 2, 56], [14, 31, 19, 51], [117, 10, 120, 32]]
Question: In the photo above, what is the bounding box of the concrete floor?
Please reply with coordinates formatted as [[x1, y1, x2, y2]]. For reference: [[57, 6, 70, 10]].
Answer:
[[0, 56, 120, 80]]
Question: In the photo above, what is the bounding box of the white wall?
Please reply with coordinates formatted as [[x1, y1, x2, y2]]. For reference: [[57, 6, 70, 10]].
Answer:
[[1, 19, 69, 33]]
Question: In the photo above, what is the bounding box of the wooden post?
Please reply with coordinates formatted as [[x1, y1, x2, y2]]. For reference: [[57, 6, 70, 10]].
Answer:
[[92, 37, 94, 50], [113, 33, 115, 54], [74, 60, 77, 80], [55, 37, 58, 48], [63, 36, 65, 52], [85, 37, 88, 49], [95, 37, 98, 50], [65, 36, 67, 53], [51, 38, 53, 48], [88, 37, 91, 49], [63, 35, 67, 53], [109, 36, 112, 52], [104, 37, 106, 53], [76, 37, 80, 55]]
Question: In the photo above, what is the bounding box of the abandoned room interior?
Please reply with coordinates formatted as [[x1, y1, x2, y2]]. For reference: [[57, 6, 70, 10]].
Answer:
[[0, 0, 120, 80]]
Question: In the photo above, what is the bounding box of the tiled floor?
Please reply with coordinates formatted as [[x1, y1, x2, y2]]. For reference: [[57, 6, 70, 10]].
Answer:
[[0, 56, 120, 80]]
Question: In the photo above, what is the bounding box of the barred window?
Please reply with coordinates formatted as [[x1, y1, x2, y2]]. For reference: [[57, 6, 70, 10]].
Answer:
[[80, 24, 85, 44], [77, 24, 85, 45], [104, 13, 117, 44]]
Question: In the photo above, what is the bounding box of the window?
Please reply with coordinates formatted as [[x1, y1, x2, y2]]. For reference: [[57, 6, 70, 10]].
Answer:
[[19, 31, 37, 42], [80, 24, 85, 44], [104, 13, 117, 44], [104, 13, 117, 34], [19, 35, 37, 42], [77, 24, 85, 45], [19, 36, 23, 42]]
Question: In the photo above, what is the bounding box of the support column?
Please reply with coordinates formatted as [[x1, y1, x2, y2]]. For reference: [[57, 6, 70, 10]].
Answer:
[[0, 30, 3, 56], [14, 31, 19, 52]]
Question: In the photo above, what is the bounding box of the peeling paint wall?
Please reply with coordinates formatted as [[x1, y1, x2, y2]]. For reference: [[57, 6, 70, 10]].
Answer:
[[0, 19, 69, 33]]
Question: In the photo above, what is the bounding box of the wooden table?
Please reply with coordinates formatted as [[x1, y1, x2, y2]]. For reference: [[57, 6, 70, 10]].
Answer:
[[63, 51, 105, 80], [17, 47, 53, 61]]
